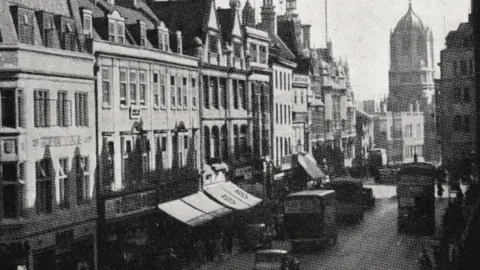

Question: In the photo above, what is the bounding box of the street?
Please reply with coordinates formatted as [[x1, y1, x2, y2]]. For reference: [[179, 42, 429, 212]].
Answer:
[[206, 185, 451, 270]]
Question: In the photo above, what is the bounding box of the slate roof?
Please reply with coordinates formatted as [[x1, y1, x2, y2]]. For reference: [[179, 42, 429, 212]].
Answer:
[[8, 0, 71, 16], [277, 19, 302, 57], [148, 0, 213, 44], [295, 57, 312, 75], [217, 8, 235, 42], [268, 32, 296, 61]]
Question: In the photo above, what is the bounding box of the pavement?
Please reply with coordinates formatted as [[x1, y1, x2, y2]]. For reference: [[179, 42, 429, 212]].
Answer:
[[198, 184, 452, 270]]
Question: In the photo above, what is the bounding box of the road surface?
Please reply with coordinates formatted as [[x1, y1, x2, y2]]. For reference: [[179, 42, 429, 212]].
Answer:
[[206, 185, 449, 270]]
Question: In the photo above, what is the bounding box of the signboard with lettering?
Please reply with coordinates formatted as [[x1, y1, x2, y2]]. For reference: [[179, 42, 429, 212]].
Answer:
[[32, 136, 92, 148], [105, 190, 157, 220], [293, 74, 309, 86], [234, 167, 253, 180]]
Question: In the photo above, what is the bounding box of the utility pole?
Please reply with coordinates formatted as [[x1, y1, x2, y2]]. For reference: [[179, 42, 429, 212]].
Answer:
[[325, 0, 328, 46], [475, 0, 480, 186]]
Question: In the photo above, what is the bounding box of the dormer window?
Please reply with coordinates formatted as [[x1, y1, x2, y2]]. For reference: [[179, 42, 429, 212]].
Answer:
[[83, 10, 92, 38], [62, 20, 77, 51], [107, 11, 125, 44], [140, 24, 147, 47], [157, 22, 169, 51], [208, 34, 218, 53], [13, 8, 34, 45]]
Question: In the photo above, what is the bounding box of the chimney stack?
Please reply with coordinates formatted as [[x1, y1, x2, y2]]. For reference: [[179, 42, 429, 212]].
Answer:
[[301, 24, 311, 50], [416, 100, 420, 112], [261, 0, 277, 34]]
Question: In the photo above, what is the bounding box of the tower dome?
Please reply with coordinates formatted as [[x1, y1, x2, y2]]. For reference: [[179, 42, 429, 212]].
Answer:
[[393, 2, 424, 35]]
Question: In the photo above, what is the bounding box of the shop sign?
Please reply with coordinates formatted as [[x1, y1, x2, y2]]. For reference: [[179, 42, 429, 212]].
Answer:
[[274, 173, 285, 180], [105, 190, 157, 220], [32, 136, 93, 148], [293, 74, 309, 86]]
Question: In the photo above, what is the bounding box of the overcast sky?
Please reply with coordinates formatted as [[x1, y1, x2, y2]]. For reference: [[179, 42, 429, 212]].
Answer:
[[217, 0, 471, 101]]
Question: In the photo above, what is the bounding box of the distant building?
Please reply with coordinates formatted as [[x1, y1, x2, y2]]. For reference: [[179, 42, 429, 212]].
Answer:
[[436, 16, 474, 175], [362, 100, 378, 114], [388, 1, 438, 162], [355, 109, 374, 162]]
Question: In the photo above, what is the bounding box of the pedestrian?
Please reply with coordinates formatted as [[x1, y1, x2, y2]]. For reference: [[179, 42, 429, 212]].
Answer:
[[166, 248, 181, 270], [437, 183, 444, 198], [418, 248, 433, 270]]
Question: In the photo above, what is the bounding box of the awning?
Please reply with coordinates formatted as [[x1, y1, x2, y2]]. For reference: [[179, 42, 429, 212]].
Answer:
[[158, 199, 212, 226], [297, 153, 326, 180], [204, 181, 262, 210], [181, 192, 232, 218]]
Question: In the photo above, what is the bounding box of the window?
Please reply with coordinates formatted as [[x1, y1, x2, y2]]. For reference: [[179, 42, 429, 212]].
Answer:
[[75, 92, 88, 127], [1, 89, 25, 128], [58, 158, 69, 208], [453, 61, 458, 75], [34, 89, 50, 127], [454, 87, 462, 103], [259, 45, 267, 64], [171, 75, 176, 108], [276, 103, 279, 125], [130, 70, 138, 106], [43, 17, 58, 48], [177, 76, 182, 108], [239, 80, 246, 109], [288, 137, 291, 154], [120, 69, 128, 106], [234, 125, 239, 159], [208, 34, 218, 53], [1, 162, 25, 218], [461, 60, 468, 75], [416, 124, 421, 137], [464, 115, 471, 132], [121, 137, 132, 186], [141, 139, 150, 174], [233, 43, 242, 59], [191, 78, 197, 109], [153, 72, 159, 108], [102, 66, 111, 106], [161, 73, 167, 108], [287, 74, 291, 91], [250, 44, 258, 62], [464, 88, 470, 103], [203, 76, 210, 108], [105, 140, 115, 188], [108, 21, 115, 42], [279, 72, 283, 90], [17, 12, 34, 44], [140, 25, 147, 46], [75, 156, 89, 204], [294, 91, 298, 104], [36, 159, 53, 215], [83, 14, 92, 38], [233, 80, 239, 109], [275, 70, 278, 89], [182, 77, 188, 109], [220, 78, 227, 108], [284, 104, 287, 125], [62, 22, 77, 51], [139, 70, 147, 107], [211, 77, 219, 109], [283, 73, 287, 90], [155, 134, 168, 170], [301, 90, 304, 104], [240, 125, 248, 158], [116, 22, 125, 44], [57, 91, 70, 127]]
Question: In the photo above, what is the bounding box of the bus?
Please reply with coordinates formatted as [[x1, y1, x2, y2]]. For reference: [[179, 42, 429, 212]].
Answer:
[[322, 179, 366, 222], [368, 148, 387, 178], [284, 190, 337, 251], [397, 162, 436, 235]]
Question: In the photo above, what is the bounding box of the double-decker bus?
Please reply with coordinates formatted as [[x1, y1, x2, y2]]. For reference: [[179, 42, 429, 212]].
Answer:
[[397, 162, 436, 235], [284, 190, 337, 251]]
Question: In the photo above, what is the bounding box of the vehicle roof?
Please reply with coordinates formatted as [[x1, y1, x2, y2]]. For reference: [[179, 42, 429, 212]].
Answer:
[[399, 162, 438, 175], [255, 249, 289, 255], [286, 190, 335, 198]]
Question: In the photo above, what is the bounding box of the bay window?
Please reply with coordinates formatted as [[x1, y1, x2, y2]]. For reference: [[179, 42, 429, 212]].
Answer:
[[36, 159, 53, 215], [1, 89, 25, 128], [1, 162, 25, 219], [120, 68, 128, 107], [58, 158, 69, 208]]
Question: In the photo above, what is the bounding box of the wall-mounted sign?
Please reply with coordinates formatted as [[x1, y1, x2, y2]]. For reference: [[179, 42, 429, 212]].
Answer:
[[104, 190, 157, 220], [32, 136, 92, 148], [234, 167, 253, 178], [293, 74, 309, 86]]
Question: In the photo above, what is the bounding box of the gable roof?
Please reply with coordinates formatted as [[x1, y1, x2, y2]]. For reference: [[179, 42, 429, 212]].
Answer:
[[269, 32, 296, 61], [147, 0, 213, 44]]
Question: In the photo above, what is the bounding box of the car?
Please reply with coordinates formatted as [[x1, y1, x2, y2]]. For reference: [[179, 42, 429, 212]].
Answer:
[[254, 249, 300, 270], [240, 223, 275, 252]]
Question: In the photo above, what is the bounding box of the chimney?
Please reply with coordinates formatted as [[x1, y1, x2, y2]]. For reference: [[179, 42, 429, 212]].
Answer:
[[176, 31, 183, 54], [261, 0, 277, 34], [301, 24, 311, 50], [327, 40, 333, 61]]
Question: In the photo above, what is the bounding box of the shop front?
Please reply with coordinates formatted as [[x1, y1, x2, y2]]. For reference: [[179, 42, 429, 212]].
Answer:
[[27, 220, 96, 270], [98, 189, 158, 270]]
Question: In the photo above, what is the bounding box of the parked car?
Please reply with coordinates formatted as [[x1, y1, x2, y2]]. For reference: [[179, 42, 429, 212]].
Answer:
[[254, 249, 300, 270], [240, 223, 275, 251]]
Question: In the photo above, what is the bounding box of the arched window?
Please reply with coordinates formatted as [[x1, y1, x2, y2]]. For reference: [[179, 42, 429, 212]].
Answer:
[[234, 125, 239, 158], [212, 126, 220, 158], [453, 115, 462, 131], [221, 125, 228, 160], [464, 115, 471, 132], [463, 88, 470, 103], [204, 126, 210, 161]]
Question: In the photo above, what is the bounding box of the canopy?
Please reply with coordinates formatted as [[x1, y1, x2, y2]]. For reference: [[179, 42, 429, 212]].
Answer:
[[181, 192, 232, 218], [158, 199, 212, 226], [203, 181, 262, 210], [297, 153, 325, 180]]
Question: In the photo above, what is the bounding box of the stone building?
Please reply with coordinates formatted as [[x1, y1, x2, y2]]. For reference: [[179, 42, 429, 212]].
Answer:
[[436, 14, 475, 176], [388, 1, 437, 162], [354, 108, 374, 170], [0, 0, 96, 269]]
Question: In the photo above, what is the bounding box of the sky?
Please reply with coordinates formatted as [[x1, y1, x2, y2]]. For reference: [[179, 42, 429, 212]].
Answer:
[[216, 0, 471, 102]]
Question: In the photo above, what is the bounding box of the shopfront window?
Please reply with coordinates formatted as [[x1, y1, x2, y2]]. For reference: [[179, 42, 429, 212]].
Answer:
[[1, 162, 25, 219], [36, 159, 53, 215]]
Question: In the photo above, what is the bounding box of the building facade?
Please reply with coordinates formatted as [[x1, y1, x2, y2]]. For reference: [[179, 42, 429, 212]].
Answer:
[[388, 1, 437, 162], [78, 0, 201, 268], [436, 18, 475, 176], [0, 0, 97, 269], [354, 108, 374, 172]]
